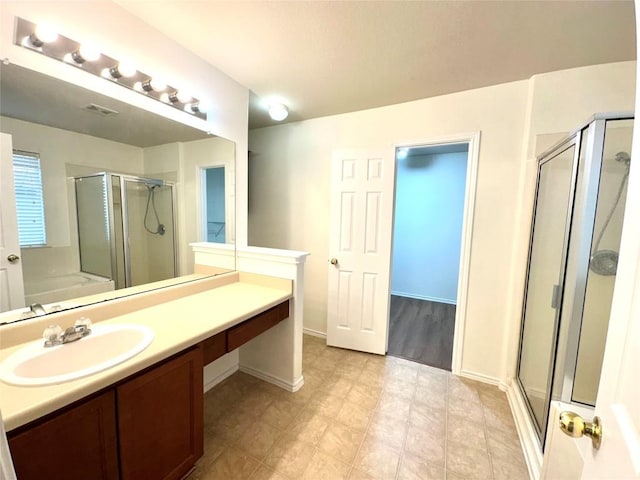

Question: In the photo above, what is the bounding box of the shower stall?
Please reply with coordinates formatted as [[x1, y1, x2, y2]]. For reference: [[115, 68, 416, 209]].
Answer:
[[74, 173, 177, 290], [516, 113, 633, 446]]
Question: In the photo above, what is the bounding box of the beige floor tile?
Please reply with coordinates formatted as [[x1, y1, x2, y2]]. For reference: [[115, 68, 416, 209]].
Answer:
[[348, 468, 377, 480], [448, 376, 482, 403], [408, 403, 446, 436], [234, 420, 283, 460], [367, 411, 408, 451], [446, 413, 487, 448], [446, 440, 493, 480], [336, 400, 374, 431], [448, 394, 484, 423], [492, 454, 530, 480], [249, 464, 293, 480], [486, 427, 524, 461], [347, 382, 382, 409], [205, 447, 260, 480], [307, 392, 345, 419], [386, 362, 419, 383], [318, 422, 365, 464], [483, 404, 517, 434], [264, 435, 316, 478], [288, 409, 332, 445], [261, 398, 305, 430], [358, 369, 386, 388], [417, 366, 448, 389], [404, 424, 445, 466], [397, 452, 445, 480], [321, 376, 355, 398], [354, 436, 401, 480], [413, 384, 447, 410], [235, 389, 276, 417], [210, 409, 257, 443], [335, 363, 366, 381], [376, 393, 412, 422], [301, 450, 351, 480], [382, 377, 417, 401]]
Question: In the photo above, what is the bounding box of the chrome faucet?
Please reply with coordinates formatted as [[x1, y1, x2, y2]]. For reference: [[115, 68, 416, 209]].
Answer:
[[43, 318, 92, 347], [29, 303, 47, 316]]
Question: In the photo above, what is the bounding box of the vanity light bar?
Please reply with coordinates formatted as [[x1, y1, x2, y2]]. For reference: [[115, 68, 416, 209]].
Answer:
[[13, 17, 207, 120]]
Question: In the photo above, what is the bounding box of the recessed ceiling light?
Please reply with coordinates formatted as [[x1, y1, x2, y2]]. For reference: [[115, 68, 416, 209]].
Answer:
[[268, 103, 288, 121]]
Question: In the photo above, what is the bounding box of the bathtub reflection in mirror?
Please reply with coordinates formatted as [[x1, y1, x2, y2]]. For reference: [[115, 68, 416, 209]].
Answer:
[[0, 63, 236, 322]]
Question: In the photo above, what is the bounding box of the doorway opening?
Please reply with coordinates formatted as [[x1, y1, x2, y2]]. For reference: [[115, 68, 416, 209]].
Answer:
[[203, 166, 226, 243], [388, 143, 470, 371]]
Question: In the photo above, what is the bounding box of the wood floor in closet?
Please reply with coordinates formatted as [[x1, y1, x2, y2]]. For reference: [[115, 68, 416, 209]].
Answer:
[[387, 295, 455, 371]]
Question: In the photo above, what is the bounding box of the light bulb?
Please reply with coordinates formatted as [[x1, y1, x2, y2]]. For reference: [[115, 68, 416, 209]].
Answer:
[[149, 78, 167, 92], [268, 103, 288, 121], [176, 91, 192, 104], [117, 62, 137, 78], [78, 44, 100, 62], [32, 24, 58, 45]]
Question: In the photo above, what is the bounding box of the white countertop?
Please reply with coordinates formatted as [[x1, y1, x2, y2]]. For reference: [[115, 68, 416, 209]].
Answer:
[[0, 277, 291, 431]]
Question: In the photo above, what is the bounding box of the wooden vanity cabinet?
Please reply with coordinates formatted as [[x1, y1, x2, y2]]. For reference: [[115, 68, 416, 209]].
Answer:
[[7, 346, 203, 480], [8, 390, 119, 480], [117, 345, 203, 480]]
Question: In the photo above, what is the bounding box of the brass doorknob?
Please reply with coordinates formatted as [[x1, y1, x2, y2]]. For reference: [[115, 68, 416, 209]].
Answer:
[[329, 258, 338, 265], [7, 254, 20, 263], [559, 411, 602, 449]]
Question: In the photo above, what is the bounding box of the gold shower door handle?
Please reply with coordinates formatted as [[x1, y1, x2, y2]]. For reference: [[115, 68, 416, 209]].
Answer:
[[7, 254, 20, 263], [329, 258, 338, 266], [559, 411, 602, 449]]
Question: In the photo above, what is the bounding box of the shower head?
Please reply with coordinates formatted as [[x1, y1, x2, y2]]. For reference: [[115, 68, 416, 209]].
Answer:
[[615, 151, 631, 166]]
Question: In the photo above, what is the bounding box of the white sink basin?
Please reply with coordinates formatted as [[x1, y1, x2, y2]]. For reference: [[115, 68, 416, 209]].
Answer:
[[0, 324, 154, 387]]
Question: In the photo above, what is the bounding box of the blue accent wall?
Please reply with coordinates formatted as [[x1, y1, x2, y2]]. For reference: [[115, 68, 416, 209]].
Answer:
[[206, 167, 226, 243], [391, 150, 468, 304]]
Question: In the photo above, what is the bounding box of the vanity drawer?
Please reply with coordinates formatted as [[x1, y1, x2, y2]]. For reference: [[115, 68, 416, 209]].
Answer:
[[202, 331, 227, 364], [226, 300, 290, 351]]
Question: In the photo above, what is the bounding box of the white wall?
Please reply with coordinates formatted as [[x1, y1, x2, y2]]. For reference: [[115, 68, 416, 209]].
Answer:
[[249, 61, 636, 383], [0, 1, 250, 246], [249, 80, 529, 382], [391, 151, 467, 304]]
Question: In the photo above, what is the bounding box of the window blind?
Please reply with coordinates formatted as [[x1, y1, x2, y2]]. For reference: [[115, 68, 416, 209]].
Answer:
[[12, 151, 47, 247]]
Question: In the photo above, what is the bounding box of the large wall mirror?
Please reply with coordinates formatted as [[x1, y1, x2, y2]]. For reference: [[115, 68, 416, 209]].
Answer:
[[0, 63, 235, 323]]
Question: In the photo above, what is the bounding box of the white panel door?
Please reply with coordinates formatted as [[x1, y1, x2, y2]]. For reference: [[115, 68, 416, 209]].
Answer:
[[327, 148, 394, 355], [0, 133, 25, 311]]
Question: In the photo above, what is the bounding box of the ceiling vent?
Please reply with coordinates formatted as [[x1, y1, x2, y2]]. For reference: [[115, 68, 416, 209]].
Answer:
[[83, 103, 119, 116]]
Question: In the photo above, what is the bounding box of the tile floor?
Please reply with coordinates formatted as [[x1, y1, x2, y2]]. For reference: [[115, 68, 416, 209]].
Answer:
[[191, 335, 529, 480]]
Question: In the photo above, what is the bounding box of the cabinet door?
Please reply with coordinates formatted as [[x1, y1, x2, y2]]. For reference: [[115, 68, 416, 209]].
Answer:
[[8, 390, 118, 480], [117, 346, 204, 480]]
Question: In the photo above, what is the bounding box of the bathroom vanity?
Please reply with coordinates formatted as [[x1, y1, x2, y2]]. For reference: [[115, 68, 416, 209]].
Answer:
[[0, 264, 300, 480]]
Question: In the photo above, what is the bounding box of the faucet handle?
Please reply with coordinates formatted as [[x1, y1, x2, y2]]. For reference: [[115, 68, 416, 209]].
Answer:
[[43, 324, 63, 347], [74, 317, 92, 334]]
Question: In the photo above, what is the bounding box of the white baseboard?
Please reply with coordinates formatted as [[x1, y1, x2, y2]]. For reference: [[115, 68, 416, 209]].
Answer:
[[203, 363, 239, 393], [506, 380, 542, 480], [459, 369, 504, 388], [390, 291, 456, 305], [240, 364, 305, 392], [303, 327, 327, 339]]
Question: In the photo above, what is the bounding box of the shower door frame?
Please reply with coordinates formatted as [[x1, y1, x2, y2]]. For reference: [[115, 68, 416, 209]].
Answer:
[[75, 172, 178, 290], [119, 174, 178, 288], [516, 111, 635, 448], [516, 133, 582, 446]]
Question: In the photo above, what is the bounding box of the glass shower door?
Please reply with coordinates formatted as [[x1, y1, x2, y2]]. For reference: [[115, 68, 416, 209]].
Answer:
[[75, 174, 112, 279], [123, 179, 176, 287], [517, 140, 577, 439]]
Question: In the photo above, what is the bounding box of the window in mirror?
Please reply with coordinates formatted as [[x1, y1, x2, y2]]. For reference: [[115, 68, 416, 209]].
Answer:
[[12, 151, 46, 247], [205, 166, 226, 243]]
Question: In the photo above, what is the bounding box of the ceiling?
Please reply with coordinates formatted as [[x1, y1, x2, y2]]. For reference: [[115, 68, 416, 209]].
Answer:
[[115, 1, 636, 130], [0, 63, 211, 147]]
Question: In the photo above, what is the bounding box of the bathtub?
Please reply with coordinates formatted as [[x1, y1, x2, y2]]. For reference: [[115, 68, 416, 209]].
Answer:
[[24, 272, 115, 306]]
